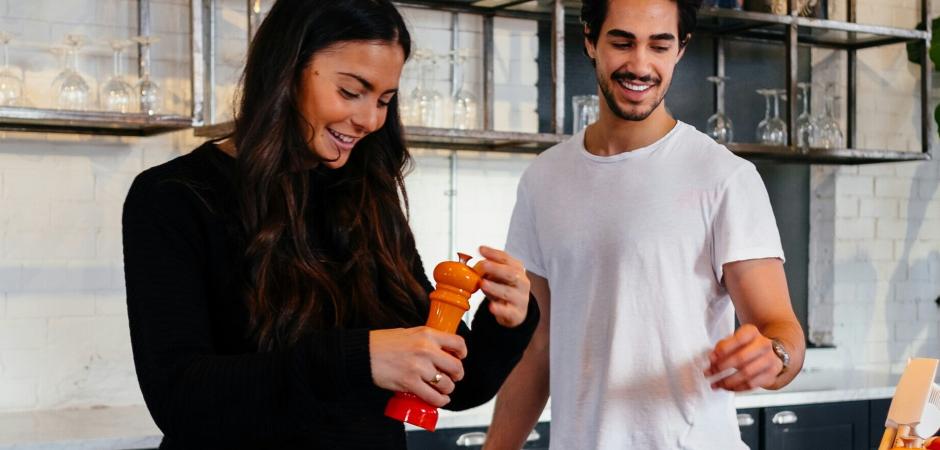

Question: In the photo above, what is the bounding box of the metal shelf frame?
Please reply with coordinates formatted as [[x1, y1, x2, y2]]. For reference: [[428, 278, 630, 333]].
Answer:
[[0, 107, 193, 136], [0, 0, 198, 136], [0, 0, 930, 158], [187, 0, 932, 164]]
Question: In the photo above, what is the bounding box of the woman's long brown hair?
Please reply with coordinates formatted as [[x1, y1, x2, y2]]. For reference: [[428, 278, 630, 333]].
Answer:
[[232, 0, 426, 350]]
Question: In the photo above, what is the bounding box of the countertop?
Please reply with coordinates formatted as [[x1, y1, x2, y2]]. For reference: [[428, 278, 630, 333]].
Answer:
[[0, 368, 902, 449]]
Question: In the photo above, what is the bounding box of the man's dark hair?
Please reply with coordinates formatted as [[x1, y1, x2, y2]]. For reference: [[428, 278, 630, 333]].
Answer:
[[581, 0, 703, 50]]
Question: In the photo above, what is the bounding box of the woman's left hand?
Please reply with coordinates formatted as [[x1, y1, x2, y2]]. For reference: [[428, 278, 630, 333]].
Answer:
[[473, 246, 531, 328]]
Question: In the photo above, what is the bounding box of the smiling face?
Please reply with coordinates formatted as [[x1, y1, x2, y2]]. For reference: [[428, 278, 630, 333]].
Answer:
[[585, 0, 687, 122], [296, 40, 405, 169]]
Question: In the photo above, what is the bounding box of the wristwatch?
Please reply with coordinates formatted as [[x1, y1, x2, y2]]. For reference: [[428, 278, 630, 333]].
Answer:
[[771, 339, 791, 374]]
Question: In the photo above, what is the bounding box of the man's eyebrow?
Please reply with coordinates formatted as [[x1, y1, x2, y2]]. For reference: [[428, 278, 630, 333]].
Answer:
[[606, 29, 677, 42]]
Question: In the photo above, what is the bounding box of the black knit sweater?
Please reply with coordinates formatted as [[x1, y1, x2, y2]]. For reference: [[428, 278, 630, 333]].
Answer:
[[122, 142, 539, 449]]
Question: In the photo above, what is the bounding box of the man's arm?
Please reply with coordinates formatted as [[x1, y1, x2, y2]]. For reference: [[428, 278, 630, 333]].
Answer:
[[706, 258, 805, 391], [482, 272, 551, 450]]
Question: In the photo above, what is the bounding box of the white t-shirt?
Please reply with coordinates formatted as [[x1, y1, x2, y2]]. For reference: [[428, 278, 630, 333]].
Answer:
[[505, 121, 784, 450]]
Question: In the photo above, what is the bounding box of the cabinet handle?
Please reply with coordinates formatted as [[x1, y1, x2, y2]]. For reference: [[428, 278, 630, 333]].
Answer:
[[772, 410, 798, 425], [737, 413, 755, 427], [454, 429, 541, 447], [456, 432, 487, 447]]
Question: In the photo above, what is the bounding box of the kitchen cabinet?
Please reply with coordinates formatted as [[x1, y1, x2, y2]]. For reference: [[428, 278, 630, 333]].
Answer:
[[869, 398, 892, 450], [738, 408, 761, 449], [763, 401, 868, 450], [407, 400, 883, 450], [407, 422, 550, 450]]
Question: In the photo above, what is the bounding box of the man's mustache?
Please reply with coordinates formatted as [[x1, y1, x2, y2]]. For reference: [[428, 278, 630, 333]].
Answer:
[[611, 71, 660, 84]]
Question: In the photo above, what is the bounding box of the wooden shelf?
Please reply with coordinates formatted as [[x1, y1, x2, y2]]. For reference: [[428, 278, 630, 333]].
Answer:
[[0, 107, 193, 137], [194, 121, 929, 164], [396, 1, 931, 51], [728, 143, 931, 164]]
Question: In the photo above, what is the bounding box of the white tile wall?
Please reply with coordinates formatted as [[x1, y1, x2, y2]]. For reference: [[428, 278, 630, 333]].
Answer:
[[0, 3, 536, 412], [1, 0, 936, 414], [806, 2, 940, 373]]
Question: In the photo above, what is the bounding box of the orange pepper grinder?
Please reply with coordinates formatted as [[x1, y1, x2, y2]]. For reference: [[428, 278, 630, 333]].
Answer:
[[384, 252, 482, 431]]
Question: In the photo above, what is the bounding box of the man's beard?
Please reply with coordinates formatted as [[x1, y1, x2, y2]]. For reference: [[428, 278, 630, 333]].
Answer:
[[597, 69, 669, 122]]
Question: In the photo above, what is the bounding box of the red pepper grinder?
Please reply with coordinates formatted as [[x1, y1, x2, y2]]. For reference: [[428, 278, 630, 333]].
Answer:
[[384, 252, 482, 431]]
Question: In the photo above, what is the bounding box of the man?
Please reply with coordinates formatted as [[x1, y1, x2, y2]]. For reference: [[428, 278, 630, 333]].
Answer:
[[482, 0, 805, 448]]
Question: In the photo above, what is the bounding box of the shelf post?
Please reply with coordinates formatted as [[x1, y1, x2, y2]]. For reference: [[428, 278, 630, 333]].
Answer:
[[137, 0, 151, 79], [205, 0, 217, 125], [247, 0, 261, 44], [551, 0, 565, 134], [483, 14, 495, 130], [847, 0, 856, 149], [921, 0, 932, 157], [786, 0, 798, 148], [191, 0, 206, 125]]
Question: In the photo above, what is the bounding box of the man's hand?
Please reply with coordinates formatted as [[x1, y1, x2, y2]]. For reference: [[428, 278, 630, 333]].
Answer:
[[705, 324, 784, 392], [473, 246, 531, 328]]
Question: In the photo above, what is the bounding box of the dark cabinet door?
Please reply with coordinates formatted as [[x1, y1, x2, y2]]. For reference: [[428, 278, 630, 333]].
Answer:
[[870, 398, 891, 450], [738, 408, 761, 450], [407, 422, 550, 450], [764, 401, 868, 450]]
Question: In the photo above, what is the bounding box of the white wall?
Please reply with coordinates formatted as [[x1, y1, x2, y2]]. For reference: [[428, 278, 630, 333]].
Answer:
[[0, 2, 536, 412], [0, 0, 938, 414], [807, 0, 940, 371]]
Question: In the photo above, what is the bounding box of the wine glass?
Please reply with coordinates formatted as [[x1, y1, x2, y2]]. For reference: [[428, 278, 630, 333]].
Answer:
[[133, 35, 161, 115], [706, 76, 733, 144], [432, 52, 453, 128], [451, 49, 479, 130], [55, 34, 91, 111], [756, 89, 773, 144], [399, 53, 419, 126], [815, 84, 844, 149], [100, 39, 134, 113], [409, 49, 443, 127], [796, 82, 820, 152], [0, 32, 27, 107], [767, 89, 788, 146]]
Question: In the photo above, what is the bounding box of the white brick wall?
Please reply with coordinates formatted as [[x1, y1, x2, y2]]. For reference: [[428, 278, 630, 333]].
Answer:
[[807, 0, 940, 373], [0, 3, 535, 413], [2, 0, 936, 415]]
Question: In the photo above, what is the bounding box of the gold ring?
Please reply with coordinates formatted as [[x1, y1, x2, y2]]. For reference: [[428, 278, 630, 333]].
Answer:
[[429, 373, 442, 385]]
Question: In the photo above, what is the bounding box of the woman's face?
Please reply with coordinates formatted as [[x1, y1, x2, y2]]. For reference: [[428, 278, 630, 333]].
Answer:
[[297, 40, 405, 169]]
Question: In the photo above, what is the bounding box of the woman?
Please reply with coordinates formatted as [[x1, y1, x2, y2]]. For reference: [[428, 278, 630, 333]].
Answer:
[[121, 0, 538, 448]]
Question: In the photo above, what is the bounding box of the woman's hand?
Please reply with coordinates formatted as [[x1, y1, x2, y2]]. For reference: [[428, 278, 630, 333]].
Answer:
[[369, 327, 467, 407], [473, 246, 531, 328]]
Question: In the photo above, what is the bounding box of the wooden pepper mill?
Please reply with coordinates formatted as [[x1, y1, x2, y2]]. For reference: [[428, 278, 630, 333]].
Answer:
[[384, 253, 482, 431]]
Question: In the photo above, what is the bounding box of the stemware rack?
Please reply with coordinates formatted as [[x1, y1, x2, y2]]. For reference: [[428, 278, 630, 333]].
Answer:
[[0, 0, 932, 164], [0, 0, 192, 136]]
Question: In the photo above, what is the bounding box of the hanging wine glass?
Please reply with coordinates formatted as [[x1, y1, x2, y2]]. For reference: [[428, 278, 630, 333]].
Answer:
[[767, 89, 788, 146], [410, 49, 442, 127], [132, 35, 161, 115], [55, 34, 91, 111], [756, 89, 773, 144], [0, 32, 27, 107], [399, 52, 419, 126], [706, 75, 733, 144], [452, 49, 479, 130], [815, 84, 844, 150], [796, 82, 820, 153], [432, 52, 453, 128], [100, 39, 134, 113]]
